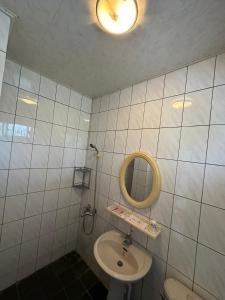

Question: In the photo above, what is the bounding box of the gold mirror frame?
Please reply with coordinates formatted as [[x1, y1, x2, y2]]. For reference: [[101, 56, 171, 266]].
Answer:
[[119, 152, 161, 209]]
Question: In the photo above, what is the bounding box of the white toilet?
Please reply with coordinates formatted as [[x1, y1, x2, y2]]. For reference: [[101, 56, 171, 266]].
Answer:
[[164, 278, 203, 300]]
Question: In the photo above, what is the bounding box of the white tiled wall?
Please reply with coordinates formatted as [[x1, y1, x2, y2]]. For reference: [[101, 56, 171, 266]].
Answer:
[[0, 59, 92, 290], [80, 53, 225, 300], [0, 10, 10, 96]]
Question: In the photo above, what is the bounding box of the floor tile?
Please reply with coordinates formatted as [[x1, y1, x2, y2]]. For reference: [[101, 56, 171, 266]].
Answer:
[[89, 282, 108, 300], [80, 270, 99, 290]]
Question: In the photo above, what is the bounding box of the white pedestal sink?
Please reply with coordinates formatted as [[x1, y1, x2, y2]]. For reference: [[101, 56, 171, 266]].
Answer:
[[94, 230, 152, 300]]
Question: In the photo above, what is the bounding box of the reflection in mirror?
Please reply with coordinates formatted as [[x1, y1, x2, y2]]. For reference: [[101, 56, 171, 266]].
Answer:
[[125, 157, 153, 202]]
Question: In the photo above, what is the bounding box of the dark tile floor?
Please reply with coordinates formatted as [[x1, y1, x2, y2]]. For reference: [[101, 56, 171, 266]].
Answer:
[[0, 251, 108, 300]]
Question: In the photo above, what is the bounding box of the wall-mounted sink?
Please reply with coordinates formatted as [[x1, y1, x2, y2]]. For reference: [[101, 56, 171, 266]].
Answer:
[[94, 230, 152, 282]]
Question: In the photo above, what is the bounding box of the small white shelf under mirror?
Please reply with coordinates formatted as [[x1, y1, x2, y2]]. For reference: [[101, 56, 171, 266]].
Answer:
[[106, 204, 161, 239]]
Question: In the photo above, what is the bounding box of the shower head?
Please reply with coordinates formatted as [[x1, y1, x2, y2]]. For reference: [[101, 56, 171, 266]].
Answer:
[[90, 143, 99, 154]]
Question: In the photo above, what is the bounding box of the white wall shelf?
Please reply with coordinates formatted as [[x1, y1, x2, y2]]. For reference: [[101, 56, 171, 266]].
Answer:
[[106, 204, 161, 239]]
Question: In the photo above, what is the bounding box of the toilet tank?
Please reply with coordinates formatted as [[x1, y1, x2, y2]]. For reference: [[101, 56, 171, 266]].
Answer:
[[164, 278, 203, 300]]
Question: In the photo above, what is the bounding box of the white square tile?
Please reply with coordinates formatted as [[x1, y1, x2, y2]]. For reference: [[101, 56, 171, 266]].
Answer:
[[75, 149, 86, 167], [37, 96, 54, 122], [10, 143, 32, 169], [151, 191, 173, 227], [25, 192, 44, 217], [143, 99, 162, 128], [3, 60, 20, 87], [90, 113, 99, 131], [175, 161, 204, 201], [0, 141, 11, 169], [129, 103, 144, 129], [0, 197, 5, 223], [43, 189, 59, 212], [58, 188, 71, 208], [109, 91, 120, 110], [51, 125, 66, 147], [20, 67, 40, 94], [168, 230, 196, 279], [172, 196, 200, 240], [0, 51, 6, 84], [158, 127, 180, 160], [109, 176, 121, 202], [13, 116, 35, 144], [31, 145, 49, 168], [0, 112, 14, 141], [104, 131, 115, 152], [140, 129, 159, 157], [199, 205, 225, 255], [132, 81, 147, 104], [195, 244, 225, 300], [56, 207, 69, 229], [98, 111, 107, 131], [161, 95, 184, 127], [215, 53, 225, 86], [179, 126, 208, 163], [34, 120, 52, 145], [70, 90, 82, 109], [211, 85, 225, 125], [96, 131, 106, 151], [19, 239, 38, 267], [46, 169, 61, 190], [193, 285, 218, 300], [39, 76, 56, 100], [56, 84, 70, 105], [147, 224, 170, 261], [0, 220, 23, 250], [0, 83, 18, 114], [0, 245, 20, 277], [186, 58, 215, 92], [99, 173, 110, 197], [22, 214, 42, 242], [4, 194, 26, 223], [102, 152, 113, 174], [106, 109, 117, 131], [114, 130, 127, 153], [53, 102, 68, 126], [111, 154, 125, 177], [119, 87, 132, 107], [183, 89, 212, 126], [7, 169, 29, 196], [164, 68, 187, 97], [62, 148, 76, 167], [60, 168, 73, 188], [116, 106, 130, 130], [77, 131, 88, 149], [81, 96, 92, 113], [28, 169, 47, 193], [203, 164, 225, 209], [0, 170, 8, 197], [65, 128, 77, 148], [67, 107, 80, 129], [40, 211, 56, 236], [92, 98, 100, 113], [157, 159, 177, 193], [166, 266, 193, 289], [99, 95, 109, 112], [0, 11, 10, 51], [48, 146, 63, 168], [126, 130, 141, 154], [17, 89, 38, 118], [146, 75, 164, 101], [207, 125, 225, 165], [68, 204, 79, 224], [79, 112, 90, 131]]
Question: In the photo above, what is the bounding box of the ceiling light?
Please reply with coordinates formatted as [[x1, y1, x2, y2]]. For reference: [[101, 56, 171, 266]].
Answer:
[[19, 97, 37, 105], [96, 0, 138, 35], [172, 100, 192, 109]]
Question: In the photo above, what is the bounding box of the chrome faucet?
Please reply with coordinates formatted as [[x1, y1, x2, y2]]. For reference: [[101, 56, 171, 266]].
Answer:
[[122, 229, 133, 247]]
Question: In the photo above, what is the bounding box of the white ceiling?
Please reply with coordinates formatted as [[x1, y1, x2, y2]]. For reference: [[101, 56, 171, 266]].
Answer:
[[1, 0, 225, 98]]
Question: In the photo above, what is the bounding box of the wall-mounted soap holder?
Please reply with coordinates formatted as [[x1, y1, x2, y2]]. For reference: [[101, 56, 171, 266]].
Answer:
[[106, 204, 161, 239]]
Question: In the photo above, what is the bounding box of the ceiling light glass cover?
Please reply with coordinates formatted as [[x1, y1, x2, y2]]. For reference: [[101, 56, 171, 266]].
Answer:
[[96, 0, 138, 35]]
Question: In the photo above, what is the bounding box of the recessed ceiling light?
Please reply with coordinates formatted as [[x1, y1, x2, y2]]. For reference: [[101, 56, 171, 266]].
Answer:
[[172, 100, 192, 109], [19, 97, 37, 105], [96, 0, 138, 35]]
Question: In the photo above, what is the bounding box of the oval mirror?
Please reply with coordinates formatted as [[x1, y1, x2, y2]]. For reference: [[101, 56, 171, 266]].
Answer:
[[120, 152, 161, 209]]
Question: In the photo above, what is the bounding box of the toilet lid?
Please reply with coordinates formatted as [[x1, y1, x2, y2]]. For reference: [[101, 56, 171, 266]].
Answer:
[[164, 278, 203, 300]]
